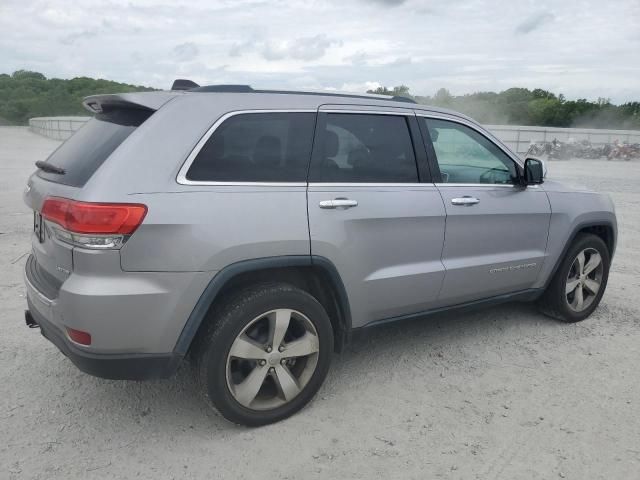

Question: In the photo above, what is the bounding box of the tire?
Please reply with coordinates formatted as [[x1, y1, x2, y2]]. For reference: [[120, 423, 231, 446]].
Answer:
[[538, 233, 610, 322], [192, 283, 333, 426]]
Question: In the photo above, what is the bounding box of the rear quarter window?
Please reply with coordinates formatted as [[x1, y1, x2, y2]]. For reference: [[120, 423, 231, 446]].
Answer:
[[185, 112, 316, 182], [37, 108, 152, 187]]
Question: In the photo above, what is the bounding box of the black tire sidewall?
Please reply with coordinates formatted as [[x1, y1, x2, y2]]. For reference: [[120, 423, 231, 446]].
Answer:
[[199, 284, 333, 426]]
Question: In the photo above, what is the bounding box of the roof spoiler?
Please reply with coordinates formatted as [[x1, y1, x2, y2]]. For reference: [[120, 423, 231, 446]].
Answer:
[[171, 79, 200, 91], [83, 92, 178, 113]]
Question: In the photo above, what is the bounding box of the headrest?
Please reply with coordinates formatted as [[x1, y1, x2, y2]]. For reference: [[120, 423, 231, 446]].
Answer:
[[324, 130, 339, 157]]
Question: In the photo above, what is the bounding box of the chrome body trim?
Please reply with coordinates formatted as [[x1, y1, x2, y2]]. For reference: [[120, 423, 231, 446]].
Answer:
[[451, 197, 480, 206], [435, 183, 540, 189], [319, 109, 413, 116], [318, 199, 359, 209], [436, 183, 516, 188], [176, 107, 529, 187], [309, 182, 431, 188]]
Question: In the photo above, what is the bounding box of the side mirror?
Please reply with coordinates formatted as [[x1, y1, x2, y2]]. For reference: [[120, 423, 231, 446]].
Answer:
[[524, 157, 545, 185]]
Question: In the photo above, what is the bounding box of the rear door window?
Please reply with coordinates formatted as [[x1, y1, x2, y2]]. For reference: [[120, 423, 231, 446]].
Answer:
[[309, 113, 419, 183], [186, 112, 316, 182], [37, 108, 151, 187]]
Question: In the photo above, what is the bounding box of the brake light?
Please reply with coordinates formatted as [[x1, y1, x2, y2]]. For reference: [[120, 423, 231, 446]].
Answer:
[[41, 197, 147, 249], [42, 197, 147, 234]]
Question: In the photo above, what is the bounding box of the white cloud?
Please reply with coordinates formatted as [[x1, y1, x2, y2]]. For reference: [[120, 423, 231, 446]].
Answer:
[[340, 81, 383, 93], [344, 51, 372, 66], [173, 42, 200, 62], [60, 30, 98, 46], [515, 12, 555, 34], [229, 34, 341, 62], [0, 0, 638, 102]]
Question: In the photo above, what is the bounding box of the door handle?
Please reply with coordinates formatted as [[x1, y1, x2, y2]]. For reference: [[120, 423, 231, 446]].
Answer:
[[319, 198, 358, 209], [451, 196, 480, 206]]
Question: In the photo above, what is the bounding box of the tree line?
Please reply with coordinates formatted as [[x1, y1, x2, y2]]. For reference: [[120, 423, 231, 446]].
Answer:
[[369, 85, 640, 130], [1, 70, 638, 129], [0, 70, 153, 125]]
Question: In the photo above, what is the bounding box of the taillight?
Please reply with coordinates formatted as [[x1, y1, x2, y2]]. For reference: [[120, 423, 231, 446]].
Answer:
[[41, 197, 147, 249], [42, 197, 147, 234], [65, 326, 92, 345]]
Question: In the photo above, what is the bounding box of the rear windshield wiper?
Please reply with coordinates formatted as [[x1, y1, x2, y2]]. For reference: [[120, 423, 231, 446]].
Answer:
[[35, 160, 66, 175]]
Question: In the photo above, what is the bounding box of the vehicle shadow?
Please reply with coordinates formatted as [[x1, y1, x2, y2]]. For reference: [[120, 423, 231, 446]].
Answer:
[[344, 301, 556, 357], [332, 301, 561, 371], [72, 301, 560, 432]]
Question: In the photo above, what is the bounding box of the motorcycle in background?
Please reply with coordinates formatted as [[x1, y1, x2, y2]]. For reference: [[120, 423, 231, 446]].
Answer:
[[526, 138, 638, 160]]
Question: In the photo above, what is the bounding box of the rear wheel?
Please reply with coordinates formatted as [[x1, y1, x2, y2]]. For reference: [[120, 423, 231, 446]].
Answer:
[[538, 233, 610, 322], [193, 283, 333, 426]]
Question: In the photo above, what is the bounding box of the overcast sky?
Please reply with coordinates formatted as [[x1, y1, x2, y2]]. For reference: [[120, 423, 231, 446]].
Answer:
[[1, 0, 639, 103]]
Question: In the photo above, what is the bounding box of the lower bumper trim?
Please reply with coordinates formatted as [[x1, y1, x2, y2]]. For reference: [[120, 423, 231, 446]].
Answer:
[[27, 300, 182, 380]]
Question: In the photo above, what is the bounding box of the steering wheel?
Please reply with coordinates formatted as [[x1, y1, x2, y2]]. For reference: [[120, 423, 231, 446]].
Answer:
[[479, 167, 510, 184]]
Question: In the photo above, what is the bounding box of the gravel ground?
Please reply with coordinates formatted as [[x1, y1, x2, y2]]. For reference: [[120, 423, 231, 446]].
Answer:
[[1, 127, 639, 479]]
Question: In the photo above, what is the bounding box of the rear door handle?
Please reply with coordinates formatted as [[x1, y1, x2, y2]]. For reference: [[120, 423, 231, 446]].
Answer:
[[451, 196, 480, 206], [319, 199, 358, 209]]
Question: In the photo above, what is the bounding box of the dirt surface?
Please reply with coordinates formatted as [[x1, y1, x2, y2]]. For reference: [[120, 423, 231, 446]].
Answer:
[[1, 127, 639, 479]]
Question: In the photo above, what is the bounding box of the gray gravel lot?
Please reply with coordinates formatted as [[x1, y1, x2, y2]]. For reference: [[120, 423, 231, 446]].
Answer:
[[1, 127, 639, 479]]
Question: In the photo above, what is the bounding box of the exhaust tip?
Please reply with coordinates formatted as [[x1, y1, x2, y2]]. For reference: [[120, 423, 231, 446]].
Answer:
[[25, 310, 39, 329]]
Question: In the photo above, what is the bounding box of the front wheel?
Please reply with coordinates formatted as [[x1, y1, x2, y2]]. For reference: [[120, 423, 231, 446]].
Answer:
[[193, 283, 333, 426], [538, 233, 610, 322]]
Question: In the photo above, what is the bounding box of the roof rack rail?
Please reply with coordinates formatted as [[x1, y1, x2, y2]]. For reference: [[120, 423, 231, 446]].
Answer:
[[191, 85, 254, 93], [390, 96, 417, 104], [250, 89, 418, 104], [179, 82, 419, 104]]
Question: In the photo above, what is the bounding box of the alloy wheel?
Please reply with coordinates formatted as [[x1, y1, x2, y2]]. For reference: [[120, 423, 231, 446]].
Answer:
[[565, 247, 604, 312], [225, 309, 320, 410]]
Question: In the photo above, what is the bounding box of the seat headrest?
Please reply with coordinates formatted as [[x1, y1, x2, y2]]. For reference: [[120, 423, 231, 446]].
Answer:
[[324, 130, 339, 158]]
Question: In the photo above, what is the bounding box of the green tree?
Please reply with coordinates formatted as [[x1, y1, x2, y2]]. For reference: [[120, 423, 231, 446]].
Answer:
[[0, 70, 154, 125], [2, 74, 639, 129], [367, 85, 412, 98], [433, 88, 453, 106], [11, 70, 46, 81]]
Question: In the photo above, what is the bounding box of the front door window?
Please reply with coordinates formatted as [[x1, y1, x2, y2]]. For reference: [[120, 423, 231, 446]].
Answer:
[[423, 118, 518, 184]]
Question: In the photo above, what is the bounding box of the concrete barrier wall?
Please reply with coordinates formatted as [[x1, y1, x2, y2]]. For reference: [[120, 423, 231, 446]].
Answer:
[[29, 116, 640, 155], [29, 117, 91, 141], [487, 125, 640, 154]]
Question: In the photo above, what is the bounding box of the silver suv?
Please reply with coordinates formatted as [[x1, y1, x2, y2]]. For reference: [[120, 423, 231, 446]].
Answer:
[[23, 82, 617, 425]]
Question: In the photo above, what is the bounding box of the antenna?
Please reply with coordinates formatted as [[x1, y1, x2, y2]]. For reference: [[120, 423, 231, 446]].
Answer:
[[171, 79, 200, 91]]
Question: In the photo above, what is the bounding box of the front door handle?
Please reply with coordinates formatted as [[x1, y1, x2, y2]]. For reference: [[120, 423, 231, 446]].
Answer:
[[451, 196, 480, 206], [319, 198, 358, 209]]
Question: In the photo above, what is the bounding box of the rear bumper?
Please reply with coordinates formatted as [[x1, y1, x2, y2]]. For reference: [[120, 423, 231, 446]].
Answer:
[[23, 250, 212, 354], [26, 300, 182, 380]]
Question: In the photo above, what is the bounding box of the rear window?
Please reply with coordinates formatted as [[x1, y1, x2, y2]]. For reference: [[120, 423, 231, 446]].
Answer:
[[186, 112, 316, 182], [37, 108, 152, 187]]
